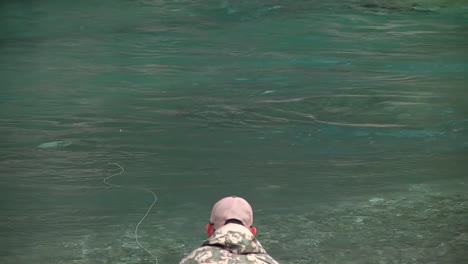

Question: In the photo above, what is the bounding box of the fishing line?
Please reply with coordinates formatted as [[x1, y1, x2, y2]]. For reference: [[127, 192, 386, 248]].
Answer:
[[104, 162, 159, 264]]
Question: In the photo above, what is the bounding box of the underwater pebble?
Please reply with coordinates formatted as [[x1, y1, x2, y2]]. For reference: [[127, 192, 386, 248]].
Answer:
[[369, 198, 385, 203], [38, 140, 72, 148]]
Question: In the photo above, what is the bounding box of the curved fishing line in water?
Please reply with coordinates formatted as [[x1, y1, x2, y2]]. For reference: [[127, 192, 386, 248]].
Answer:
[[268, 107, 407, 128], [104, 162, 159, 264]]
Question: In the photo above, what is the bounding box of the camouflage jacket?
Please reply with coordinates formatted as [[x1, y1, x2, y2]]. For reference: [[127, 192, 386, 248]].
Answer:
[[179, 223, 279, 264]]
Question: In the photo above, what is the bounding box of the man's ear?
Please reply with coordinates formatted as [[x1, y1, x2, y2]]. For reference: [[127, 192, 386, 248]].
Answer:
[[250, 226, 257, 235], [205, 224, 215, 237]]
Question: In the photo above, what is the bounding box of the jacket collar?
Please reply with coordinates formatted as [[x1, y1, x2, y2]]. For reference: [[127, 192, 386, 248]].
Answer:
[[203, 223, 267, 254]]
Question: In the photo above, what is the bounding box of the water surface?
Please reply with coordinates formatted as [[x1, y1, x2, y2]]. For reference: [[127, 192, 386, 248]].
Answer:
[[1, 0, 467, 263]]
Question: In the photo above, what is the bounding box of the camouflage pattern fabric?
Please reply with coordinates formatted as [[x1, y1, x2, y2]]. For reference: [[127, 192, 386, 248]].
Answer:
[[180, 223, 279, 264]]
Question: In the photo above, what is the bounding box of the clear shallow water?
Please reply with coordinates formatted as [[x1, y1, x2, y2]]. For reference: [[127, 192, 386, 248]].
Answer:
[[1, 0, 467, 263]]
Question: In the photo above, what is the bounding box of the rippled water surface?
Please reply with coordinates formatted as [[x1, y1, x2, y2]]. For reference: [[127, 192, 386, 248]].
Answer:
[[1, 1, 467, 263]]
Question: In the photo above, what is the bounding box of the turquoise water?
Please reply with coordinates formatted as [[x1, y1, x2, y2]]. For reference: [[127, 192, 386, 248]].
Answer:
[[1, 0, 467, 263]]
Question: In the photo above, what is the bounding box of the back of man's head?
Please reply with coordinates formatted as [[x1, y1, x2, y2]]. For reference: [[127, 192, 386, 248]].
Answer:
[[210, 196, 253, 229]]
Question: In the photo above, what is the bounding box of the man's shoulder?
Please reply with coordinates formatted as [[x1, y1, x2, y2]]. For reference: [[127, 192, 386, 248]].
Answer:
[[255, 253, 280, 264], [179, 246, 279, 264]]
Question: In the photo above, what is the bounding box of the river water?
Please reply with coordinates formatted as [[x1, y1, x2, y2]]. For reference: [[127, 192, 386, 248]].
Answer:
[[1, 0, 467, 263]]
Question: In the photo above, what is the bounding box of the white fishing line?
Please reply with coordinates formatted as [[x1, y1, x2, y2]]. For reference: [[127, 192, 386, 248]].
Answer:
[[104, 162, 159, 264]]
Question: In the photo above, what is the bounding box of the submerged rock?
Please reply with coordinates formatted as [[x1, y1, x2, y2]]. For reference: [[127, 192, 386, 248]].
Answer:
[[368, 197, 385, 203]]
